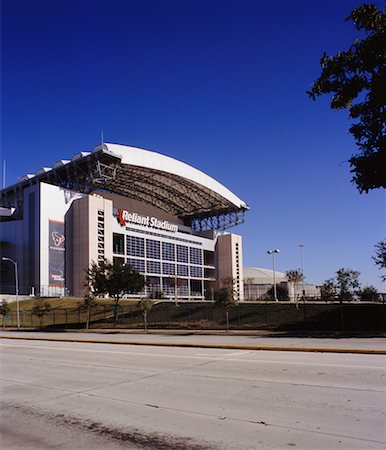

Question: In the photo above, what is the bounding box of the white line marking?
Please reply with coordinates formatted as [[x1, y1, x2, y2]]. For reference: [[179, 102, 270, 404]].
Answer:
[[1, 342, 385, 369]]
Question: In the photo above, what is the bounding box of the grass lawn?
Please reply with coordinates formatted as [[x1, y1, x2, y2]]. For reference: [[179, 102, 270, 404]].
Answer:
[[2, 297, 144, 328], [5, 297, 142, 311]]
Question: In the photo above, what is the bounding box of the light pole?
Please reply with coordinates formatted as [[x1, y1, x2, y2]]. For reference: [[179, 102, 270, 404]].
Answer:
[[2, 256, 20, 328], [298, 244, 305, 298], [298, 244, 304, 276], [267, 249, 280, 301]]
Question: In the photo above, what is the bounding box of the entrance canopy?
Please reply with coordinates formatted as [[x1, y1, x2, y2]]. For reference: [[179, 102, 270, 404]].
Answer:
[[0, 143, 248, 230]]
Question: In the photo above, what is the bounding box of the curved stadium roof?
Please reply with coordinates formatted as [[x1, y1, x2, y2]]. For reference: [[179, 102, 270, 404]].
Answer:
[[244, 267, 287, 284], [0, 143, 248, 230]]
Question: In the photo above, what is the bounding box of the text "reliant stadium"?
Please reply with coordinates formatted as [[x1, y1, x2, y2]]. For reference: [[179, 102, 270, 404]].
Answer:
[[117, 209, 178, 233]]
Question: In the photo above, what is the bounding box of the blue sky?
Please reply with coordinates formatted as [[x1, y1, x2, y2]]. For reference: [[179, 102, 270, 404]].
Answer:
[[1, 0, 385, 290]]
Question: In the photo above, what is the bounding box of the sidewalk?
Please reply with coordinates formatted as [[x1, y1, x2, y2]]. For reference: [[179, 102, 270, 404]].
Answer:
[[1, 330, 385, 355]]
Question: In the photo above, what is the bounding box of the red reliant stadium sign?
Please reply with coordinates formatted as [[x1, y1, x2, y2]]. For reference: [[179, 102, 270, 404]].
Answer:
[[116, 209, 178, 233]]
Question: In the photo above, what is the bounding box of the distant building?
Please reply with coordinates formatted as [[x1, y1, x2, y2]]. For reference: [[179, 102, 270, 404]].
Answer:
[[243, 267, 321, 301]]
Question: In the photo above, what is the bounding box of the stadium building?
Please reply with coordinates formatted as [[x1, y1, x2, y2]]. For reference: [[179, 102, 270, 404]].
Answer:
[[0, 143, 248, 300]]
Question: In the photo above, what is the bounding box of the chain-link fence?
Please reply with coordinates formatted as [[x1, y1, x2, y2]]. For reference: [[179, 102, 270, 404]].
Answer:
[[1, 301, 385, 331]]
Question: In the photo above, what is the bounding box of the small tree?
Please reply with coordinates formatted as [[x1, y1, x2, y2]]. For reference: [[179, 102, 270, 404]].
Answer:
[[0, 299, 11, 328], [373, 240, 386, 282], [215, 277, 237, 331], [322, 268, 361, 302], [138, 298, 154, 333], [32, 300, 52, 328], [358, 285, 380, 302], [78, 294, 97, 330], [335, 268, 361, 302], [86, 259, 145, 320], [286, 270, 305, 306], [321, 279, 337, 301]]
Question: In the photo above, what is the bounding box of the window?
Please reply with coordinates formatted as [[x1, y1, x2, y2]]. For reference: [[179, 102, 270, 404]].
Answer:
[[146, 239, 160, 260], [176, 245, 189, 263], [97, 209, 105, 262], [176, 264, 189, 277], [127, 235, 145, 257], [147, 260, 161, 274], [162, 262, 175, 275], [127, 258, 145, 273], [162, 242, 175, 261], [190, 247, 202, 265], [147, 276, 161, 292], [113, 233, 125, 255], [190, 266, 203, 278]]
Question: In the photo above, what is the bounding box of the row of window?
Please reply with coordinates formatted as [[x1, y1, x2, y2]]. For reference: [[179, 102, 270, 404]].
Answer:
[[126, 257, 203, 278], [114, 233, 203, 265], [97, 210, 105, 262]]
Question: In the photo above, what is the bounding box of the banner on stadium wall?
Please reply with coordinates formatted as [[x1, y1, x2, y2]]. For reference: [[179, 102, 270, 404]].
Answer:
[[49, 220, 65, 287]]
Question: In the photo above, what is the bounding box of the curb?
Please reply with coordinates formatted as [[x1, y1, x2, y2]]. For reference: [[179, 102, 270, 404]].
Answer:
[[2, 335, 386, 355]]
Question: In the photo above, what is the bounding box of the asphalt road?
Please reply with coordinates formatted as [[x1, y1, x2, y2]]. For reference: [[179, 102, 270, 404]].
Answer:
[[1, 330, 386, 352], [1, 338, 385, 449]]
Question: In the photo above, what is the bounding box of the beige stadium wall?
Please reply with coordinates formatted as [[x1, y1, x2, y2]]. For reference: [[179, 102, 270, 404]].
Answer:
[[67, 195, 113, 297], [215, 233, 244, 301]]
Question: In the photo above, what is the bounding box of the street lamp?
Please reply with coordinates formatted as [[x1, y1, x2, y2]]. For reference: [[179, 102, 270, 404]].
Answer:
[[298, 244, 304, 276], [267, 249, 280, 301], [2, 257, 20, 328]]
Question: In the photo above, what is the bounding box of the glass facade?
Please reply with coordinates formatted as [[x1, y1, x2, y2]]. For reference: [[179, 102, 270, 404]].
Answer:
[[162, 262, 175, 276], [127, 258, 145, 273], [146, 260, 161, 274], [113, 227, 214, 299], [190, 266, 203, 278], [190, 247, 202, 265], [176, 264, 189, 277], [127, 235, 145, 257], [176, 244, 189, 263], [162, 242, 175, 261], [146, 239, 160, 259]]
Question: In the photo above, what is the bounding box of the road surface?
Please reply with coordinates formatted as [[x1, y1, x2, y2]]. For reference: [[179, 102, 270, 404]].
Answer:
[[1, 337, 385, 449], [1, 330, 385, 352]]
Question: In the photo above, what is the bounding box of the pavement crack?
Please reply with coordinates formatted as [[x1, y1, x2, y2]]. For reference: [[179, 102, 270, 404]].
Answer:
[[66, 390, 386, 446]]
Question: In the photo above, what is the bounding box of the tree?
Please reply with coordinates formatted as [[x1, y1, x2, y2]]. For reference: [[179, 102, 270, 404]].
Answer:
[[322, 268, 361, 302], [373, 240, 386, 281], [32, 300, 52, 328], [138, 298, 154, 333], [0, 299, 10, 328], [322, 268, 361, 331], [308, 4, 385, 193], [214, 277, 237, 331], [86, 259, 145, 320], [286, 270, 305, 305], [358, 285, 380, 302], [321, 278, 337, 301], [336, 268, 361, 302], [78, 294, 97, 330]]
